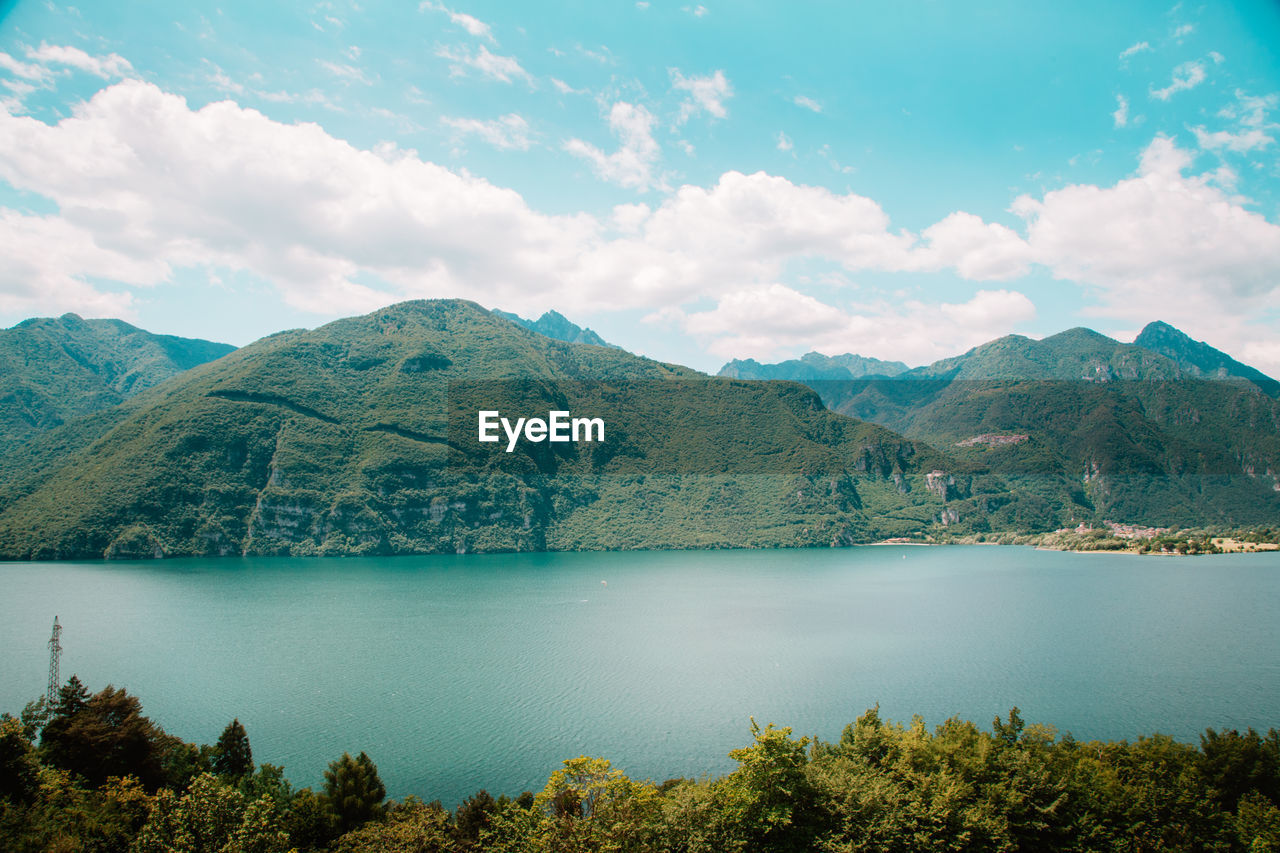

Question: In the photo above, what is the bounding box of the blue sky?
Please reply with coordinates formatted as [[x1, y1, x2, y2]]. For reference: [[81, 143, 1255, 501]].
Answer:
[[1, 1, 1278, 373]]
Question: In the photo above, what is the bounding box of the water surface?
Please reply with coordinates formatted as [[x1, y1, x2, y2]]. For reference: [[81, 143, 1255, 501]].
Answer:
[[2, 545, 1277, 806]]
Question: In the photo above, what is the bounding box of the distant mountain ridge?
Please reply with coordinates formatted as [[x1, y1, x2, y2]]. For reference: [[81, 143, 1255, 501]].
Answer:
[[0, 313, 235, 447], [716, 321, 1280, 529], [492, 309, 616, 348], [720, 352, 908, 382]]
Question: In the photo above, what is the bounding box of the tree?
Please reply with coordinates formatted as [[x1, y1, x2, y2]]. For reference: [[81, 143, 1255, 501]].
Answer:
[[214, 718, 254, 781], [40, 684, 171, 789], [533, 756, 659, 851], [131, 772, 288, 853], [323, 751, 386, 834], [454, 788, 498, 849], [0, 717, 39, 804], [718, 719, 821, 852]]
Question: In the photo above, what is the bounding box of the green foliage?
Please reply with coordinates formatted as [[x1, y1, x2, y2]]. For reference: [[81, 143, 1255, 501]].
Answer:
[[213, 719, 253, 781], [40, 683, 175, 790], [531, 756, 660, 852], [0, 717, 39, 804], [131, 772, 289, 853], [0, 313, 234, 451], [6, 679, 1280, 853], [324, 751, 387, 834], [333, 797, 454, 853]]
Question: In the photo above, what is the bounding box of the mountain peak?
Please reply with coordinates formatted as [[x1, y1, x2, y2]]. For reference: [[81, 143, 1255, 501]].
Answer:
[[1134, 321, 1279, 396], [492, 308, 616, 349]]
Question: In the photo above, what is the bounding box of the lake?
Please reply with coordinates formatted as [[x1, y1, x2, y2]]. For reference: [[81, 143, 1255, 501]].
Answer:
[[2, 545, 1278, 807]]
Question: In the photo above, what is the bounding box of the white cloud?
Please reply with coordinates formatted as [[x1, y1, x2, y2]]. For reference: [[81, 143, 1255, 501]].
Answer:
[[3, 80, 1276, 374], [0, 51, 51, 82], [26, 43, 132, 79], [670, 68, 732, 124], [420, 2, 496, 42], [1195, 89, 1278, 151], [1171, 23, 1194, 40], [564, 102, 661, 190], [0, 210, 160, 318], [682, 4, 709, 17], [1011, 135, 1280, 318], [1192, 126, 1272, 152], [1119, 41, 1151, 61], [317, 60, 372, 85], [441, 113, 532, 150], [551, 77, 585, 95], [776, 131, 793, 151], [1150, 60, 1205, 100], [435, 45, 531, 84], [913, 212, 1033, 281], [1113, 94, 1129, 128], [794, 95, 822, 113], [675, 285, 1036, 364]]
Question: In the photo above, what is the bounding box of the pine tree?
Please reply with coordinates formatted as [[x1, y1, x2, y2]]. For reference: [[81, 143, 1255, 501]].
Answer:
[[323, 751, 386, 833], [213, 718, 253, 780]]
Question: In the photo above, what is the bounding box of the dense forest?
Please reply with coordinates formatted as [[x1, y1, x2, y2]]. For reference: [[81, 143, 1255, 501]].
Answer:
[[3, 678, 1278, 851]]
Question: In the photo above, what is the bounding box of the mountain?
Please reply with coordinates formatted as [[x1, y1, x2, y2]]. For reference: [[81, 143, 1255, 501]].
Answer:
[[492, 309, 615, 348], [0, 300, 1015, 560], [1133, 320, 1280, 397], [719, 352, 908, 381], [723, 325, 1280, 529], [0, 313, 235, 447]]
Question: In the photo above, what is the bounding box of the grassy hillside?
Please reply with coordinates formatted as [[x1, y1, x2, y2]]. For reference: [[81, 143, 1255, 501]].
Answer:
[[0, 300, 1013, 560], [0, 313, 235, 447]]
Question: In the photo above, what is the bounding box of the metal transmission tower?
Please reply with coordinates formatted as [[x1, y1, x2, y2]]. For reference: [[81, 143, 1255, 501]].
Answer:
[[47, 616, 62, 707]]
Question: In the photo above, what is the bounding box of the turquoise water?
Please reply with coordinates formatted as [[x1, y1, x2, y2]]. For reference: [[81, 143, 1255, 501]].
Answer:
[[2, 546, 1278, 806]]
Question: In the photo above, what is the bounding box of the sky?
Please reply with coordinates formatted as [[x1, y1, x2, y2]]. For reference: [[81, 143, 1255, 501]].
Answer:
[[0, 1, 1278, 374]]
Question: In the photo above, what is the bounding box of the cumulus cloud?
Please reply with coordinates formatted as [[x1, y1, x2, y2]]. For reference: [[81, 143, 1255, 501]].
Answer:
[[793, 95, 822, 113], [913, 212, 1032, 280], [436, 45, 531, 84], [670, 68, 732, 124], [2, 80, 1277, 373], [564, 102, 661, 190], [1151, 60, 1205, 100], [1011, 135, 1280, 317], [673, 285, 1036, 364], [776, 131, 793, 151], [442, 113, 532, 150]]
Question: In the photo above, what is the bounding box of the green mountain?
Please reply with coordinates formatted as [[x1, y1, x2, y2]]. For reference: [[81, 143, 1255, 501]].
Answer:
[[0, 313, 235, 446], [730, 326, 1280, 529], [491, 309, 615, 348], [719, 352, 907, 381], [0, 300, 1011, 560], [1133, 320, 1280, 397]]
